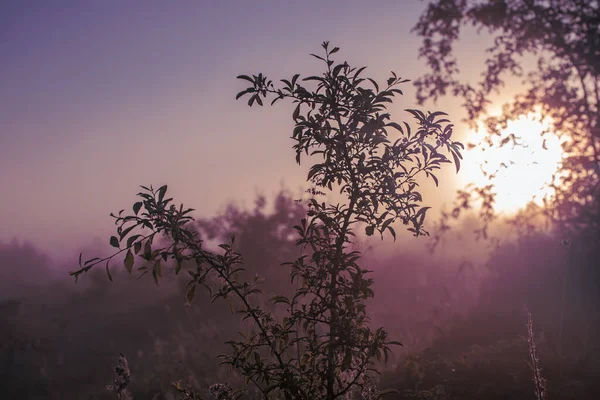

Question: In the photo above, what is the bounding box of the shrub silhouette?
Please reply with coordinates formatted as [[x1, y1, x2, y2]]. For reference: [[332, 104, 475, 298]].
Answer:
[[72, 42, 463, 399]]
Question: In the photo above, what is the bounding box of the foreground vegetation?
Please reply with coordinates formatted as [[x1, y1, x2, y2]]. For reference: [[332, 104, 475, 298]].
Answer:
[[70, 42, 463, 399], [2, 197, 600, 398]]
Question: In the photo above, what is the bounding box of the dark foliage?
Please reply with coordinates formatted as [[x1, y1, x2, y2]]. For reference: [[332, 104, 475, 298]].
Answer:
[[71, 42, 462, 399], [414, 0, 600, 243]]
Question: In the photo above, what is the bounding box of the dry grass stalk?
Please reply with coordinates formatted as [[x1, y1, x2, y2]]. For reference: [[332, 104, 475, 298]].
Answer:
[[526, 311, 547, 400]]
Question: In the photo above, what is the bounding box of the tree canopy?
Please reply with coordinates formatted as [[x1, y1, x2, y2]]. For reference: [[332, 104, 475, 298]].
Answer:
[[414, 0, 600, 242]]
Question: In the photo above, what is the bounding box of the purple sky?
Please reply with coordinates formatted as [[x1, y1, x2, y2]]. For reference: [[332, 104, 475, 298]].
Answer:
[[1, 1, 496, 260]]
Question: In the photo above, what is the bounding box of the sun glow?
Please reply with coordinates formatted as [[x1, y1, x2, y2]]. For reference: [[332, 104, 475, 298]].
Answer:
[[460, 114, 564, 214]]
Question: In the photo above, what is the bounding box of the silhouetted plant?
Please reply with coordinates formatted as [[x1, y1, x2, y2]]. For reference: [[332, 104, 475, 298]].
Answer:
[[107, 353, 133, 400], [71, 42, 462, 399]]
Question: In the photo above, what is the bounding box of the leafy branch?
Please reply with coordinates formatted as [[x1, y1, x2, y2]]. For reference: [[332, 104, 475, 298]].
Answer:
[[74, 42, 462, 400]]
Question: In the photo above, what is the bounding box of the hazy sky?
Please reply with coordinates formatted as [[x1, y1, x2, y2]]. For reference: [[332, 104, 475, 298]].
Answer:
[[1, 1, 497, 260]]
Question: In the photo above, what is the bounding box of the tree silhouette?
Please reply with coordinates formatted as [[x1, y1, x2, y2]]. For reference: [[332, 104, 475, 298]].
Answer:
[[195, 191, 304, 299], [414, 0, 600, 243]]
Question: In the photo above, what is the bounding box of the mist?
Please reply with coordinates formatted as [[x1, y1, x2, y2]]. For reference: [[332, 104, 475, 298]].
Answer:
[[2, 190, 599, 399]]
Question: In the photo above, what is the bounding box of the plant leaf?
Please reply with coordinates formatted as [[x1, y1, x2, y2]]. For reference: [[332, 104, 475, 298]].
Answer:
[[124, 249, 134, 274]]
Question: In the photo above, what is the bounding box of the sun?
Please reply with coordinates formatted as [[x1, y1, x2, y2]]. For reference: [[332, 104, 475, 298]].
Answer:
[[459, 114, 564, 214]]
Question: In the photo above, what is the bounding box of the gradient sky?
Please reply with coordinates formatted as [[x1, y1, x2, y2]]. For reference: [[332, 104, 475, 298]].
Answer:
[[1, 1, 502, 260]]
